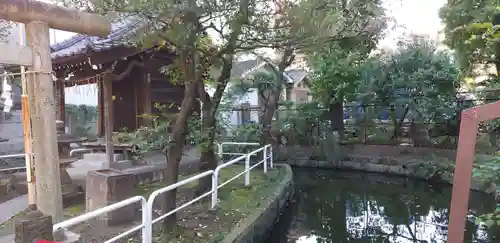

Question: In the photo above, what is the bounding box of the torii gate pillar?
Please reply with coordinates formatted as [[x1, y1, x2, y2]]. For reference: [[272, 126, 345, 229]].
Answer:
[[0, 0, 110, 223], [448, 100, 500, 243]]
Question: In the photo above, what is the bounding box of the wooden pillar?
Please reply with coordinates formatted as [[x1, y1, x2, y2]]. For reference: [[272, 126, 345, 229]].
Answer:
[[25, 21, 63, 223], [97, 80, 104, 137], [53, 79, 65, 122], [57, 79, 65, 122], [143, 73, 152, 127], [103, 72, 114, 167]]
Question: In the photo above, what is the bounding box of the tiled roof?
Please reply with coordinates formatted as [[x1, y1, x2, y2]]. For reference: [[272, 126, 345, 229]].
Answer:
[[50, 15, 143, 59], [231, 58, 303, 85], [231, 59, 263, 77], [284, 69, 308, 83]]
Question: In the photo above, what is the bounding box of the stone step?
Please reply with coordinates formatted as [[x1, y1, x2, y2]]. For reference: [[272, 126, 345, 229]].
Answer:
[[123, 165, 165, 185], [82, 153, 125, 162]]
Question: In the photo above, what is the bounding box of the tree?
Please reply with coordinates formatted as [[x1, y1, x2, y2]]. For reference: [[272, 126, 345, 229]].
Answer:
[[360, 36, 459, 145], [439, 0, 500, 76], [308, 40, 379, 138], [59, 0, 262, 230], [0, 20, 11, 41], [253, 0, 388, 143], [193, 0, 252, 196]]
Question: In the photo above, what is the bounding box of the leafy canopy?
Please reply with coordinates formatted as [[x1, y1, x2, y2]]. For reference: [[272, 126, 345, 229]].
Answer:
[[439, 0, 500, 75], [359, 36, 460, 123]]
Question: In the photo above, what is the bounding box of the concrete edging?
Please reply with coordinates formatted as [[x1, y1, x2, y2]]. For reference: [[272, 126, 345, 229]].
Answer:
[[281, 158, 494, 193], [221, 164, 294, 243]]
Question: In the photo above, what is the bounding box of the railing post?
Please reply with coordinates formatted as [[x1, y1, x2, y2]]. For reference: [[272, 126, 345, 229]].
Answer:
[[263, 146, 268, 174], [211, 171, 218, 209], [218, 143, 223, 158], [269, 145, 274, 168], [143, 200, 151, 243], [245, 154, 250, 186]]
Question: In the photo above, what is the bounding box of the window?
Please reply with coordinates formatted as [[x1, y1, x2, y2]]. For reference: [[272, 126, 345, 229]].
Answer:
[[240, 102, 251, 125]]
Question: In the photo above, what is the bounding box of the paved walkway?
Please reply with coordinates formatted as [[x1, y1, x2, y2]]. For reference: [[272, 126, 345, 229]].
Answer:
[[0, 194, 28, 224]]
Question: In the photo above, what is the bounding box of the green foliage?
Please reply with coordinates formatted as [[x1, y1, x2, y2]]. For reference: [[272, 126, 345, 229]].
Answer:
[[473, 156, 500, 186], [476, 206, 500, 229], [309, 43, 368, 105], [276, 102, 326, 145], [472, 154, 500, 229], [439, 0, 500, 74], [118, 103, 174, 156], [359, 37, 460, 124], [65, 104, 98, 138], [0, 21, 12, 41], [65, 104, 98, 122], [305, 0, 387, 107], [229, 123, 261, 143]]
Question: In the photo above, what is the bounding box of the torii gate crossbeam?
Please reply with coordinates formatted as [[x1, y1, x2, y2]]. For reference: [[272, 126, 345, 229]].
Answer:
[[0, 0, 110, 223]]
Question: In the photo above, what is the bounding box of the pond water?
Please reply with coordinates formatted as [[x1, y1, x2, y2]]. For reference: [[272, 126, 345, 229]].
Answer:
[[266, 168, 500, 243]]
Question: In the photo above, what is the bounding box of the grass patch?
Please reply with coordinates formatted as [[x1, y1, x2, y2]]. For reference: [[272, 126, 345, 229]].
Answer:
[[136, 174, 199, 198]]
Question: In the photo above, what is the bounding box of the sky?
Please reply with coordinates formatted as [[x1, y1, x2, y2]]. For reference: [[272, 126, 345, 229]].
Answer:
[[35, 0, 448, 105]]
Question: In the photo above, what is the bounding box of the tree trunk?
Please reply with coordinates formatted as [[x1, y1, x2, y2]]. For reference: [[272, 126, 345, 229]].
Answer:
[[163, 49, 199, 230], [409, 120, 433, 147], [192, 0, 250, 199], [391, 105, 409, 140], [328, 101, 345, 138], [260, 47, 294, 144], [194, 57, 236, 195], [163, 81, 197, 230], [260, 91, 279, 144], [194, 97, 218, 196]]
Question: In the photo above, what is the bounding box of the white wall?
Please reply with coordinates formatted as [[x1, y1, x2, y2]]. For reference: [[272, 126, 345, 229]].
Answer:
[[226, 87, 259, 127], [209, 83, 260, 133]]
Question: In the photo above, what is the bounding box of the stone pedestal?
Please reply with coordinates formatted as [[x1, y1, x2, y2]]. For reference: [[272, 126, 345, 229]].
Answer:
[[85, 169, 136, 226], [14, 210, 53, 243]]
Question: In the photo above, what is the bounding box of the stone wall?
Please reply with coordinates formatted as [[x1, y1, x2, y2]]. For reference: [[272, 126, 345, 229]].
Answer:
[[221, 164, 294, 243], [274, 145, 493, 193]]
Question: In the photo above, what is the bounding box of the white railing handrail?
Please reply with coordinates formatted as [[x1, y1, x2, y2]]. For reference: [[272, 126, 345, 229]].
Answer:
[[69, 148, 93, 157], [55, 142, 274, 243], [219, 142, 260, 146], [144, 170, 215, 242], [211, 144, 271, 209], [0, 166, 26, 173], [0, 153, 28, 173], [53, 195, 147, 243], [215, 154, 247, 172], [0, 153, 25, 159], [217, 142, 261, 157]]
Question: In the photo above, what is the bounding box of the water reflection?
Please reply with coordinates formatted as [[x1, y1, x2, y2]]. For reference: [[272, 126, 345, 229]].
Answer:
[[266, 169, 499, 243]]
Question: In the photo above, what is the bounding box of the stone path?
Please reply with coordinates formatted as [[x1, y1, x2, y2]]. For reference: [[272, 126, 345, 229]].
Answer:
[[0, 194, 27, 224]]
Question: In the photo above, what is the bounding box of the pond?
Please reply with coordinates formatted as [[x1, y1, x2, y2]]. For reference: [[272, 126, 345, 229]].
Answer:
[[266, 168, 500, 243]]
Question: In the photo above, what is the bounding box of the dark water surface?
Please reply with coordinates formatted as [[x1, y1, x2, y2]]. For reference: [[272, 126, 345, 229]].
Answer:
[[266, 168, 500, 243]]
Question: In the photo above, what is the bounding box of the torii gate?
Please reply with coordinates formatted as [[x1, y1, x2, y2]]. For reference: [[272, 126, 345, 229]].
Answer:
[[0, 0, 110, 222], [447, 101, 500, 243]]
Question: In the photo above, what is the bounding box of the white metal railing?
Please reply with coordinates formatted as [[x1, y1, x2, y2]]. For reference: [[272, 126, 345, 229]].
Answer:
[[55, 143, 273, 243], [0, 153, 27, 173], [144, 170, 215, 242], [53, 196, 147, 243], [69, 148, 93, 157], [217, 142, 260, 157], [0, 153, 26, 159]]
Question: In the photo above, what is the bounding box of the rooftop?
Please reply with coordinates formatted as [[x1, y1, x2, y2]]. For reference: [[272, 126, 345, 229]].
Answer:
[[50, 15, 143, 60]]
